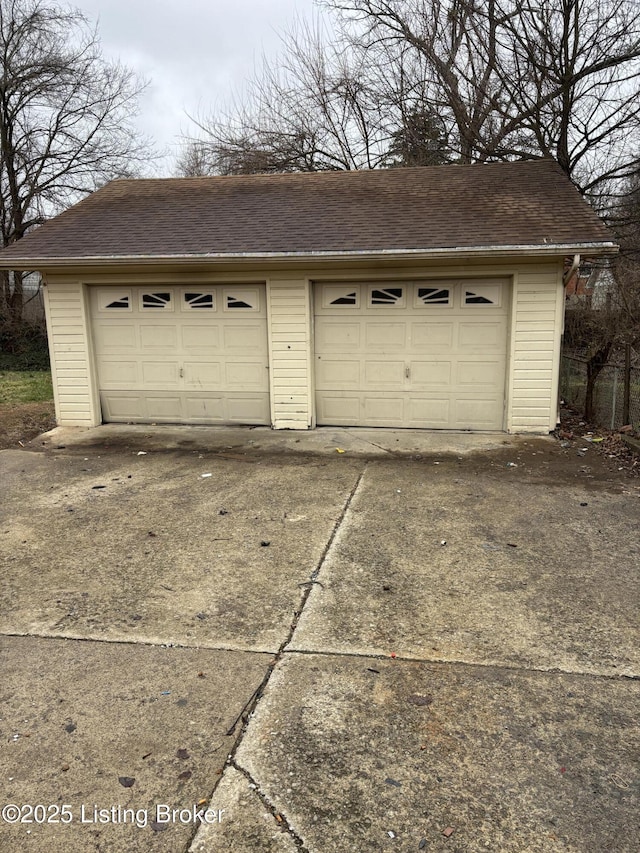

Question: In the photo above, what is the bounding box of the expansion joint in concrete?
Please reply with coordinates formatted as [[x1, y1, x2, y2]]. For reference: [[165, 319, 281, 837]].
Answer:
[[282, 464, 367, 651], [284, 647, 640, 682], [184, 467, 367, 850], [230, 760, 309, 851]]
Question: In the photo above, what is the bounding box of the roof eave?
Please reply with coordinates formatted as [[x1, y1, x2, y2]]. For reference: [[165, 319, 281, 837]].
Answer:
[[0, 241, 619, 270]]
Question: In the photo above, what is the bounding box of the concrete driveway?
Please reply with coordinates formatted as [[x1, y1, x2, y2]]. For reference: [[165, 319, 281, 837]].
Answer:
[[1, 426, 638, 852]]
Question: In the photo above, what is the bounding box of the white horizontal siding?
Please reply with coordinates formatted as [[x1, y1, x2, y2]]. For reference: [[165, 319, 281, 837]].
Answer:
[[44, 281, 99, 426], [267, 280, 312, 429], [507, 265, 563, 433]]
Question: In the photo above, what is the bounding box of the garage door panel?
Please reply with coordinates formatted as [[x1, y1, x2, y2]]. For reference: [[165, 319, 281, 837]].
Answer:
[[225, 361, 267, 388], [362, 396, 406, 425], [225, 395, 271, 423], [365, 323, 405, 348], [457, 360, 504, 387], [316, 359, 360, 388], [316, 394, 361, 423], [223, 323, 267, 351], [454, 398, 502, 427], [99, 390, 186, 421], [364, 360, 404, 386], [91, 285, 269, 426], [185, 393, 269, 424], [181, 325, 220, 352], [410, 361, 451, 386], [317, 322, 361, 349], [141, 361, 180, 385], [407, 397, 450, 426], [184, 395, 224, 421], [183, 361, 222, 387], [315, 280, 508, 430], [145, 395, 184, 420], [98, 360, 138, 386], [410, 323, 454, 349], [458, 321, 506, 349], [100, 392, 144, 420], [94, 324, 137, 350], [140, 325, 177, 350]]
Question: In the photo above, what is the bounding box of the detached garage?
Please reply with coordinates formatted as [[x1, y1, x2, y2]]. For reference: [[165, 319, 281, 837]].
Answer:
[[0, 160, 616, 434]]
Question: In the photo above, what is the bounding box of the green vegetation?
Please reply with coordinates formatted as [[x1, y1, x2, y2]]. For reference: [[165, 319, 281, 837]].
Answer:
[[0, 321, 50, 370], [0, 371, 53, 405]]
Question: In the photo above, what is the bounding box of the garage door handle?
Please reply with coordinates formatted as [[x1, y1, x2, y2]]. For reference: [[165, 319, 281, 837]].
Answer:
[[405, 366, 410, 379], [179, 367, 184, 378]]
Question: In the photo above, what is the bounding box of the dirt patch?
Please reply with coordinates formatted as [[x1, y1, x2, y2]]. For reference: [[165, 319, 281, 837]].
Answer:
[[0, 401, 56, 449]]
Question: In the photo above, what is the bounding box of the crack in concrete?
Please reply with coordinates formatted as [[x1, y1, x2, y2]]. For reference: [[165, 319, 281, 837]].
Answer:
[[0, 630, 278, 655], [230, 760, 309, 851], [281, 466, 367, 652], [283, 647, 640, 682], [183, 466, 367, 852], [362, 440, 399, 455], [3, 631, 635, 683]]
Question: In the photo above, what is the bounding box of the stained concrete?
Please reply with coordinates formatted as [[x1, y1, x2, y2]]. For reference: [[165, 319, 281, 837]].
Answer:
[[33, 423, 519, 458], [1, 449, 361, 650], [291, 457, 640, 676], [1, 427, 639, 852], [230, 653, 639, 853], [0, 636, 269, 852]]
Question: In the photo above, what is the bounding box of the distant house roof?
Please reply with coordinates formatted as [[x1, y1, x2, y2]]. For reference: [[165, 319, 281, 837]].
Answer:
[[0, 160, 616, 268]]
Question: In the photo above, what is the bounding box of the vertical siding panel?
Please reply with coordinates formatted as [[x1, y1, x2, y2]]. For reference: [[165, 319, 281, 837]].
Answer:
[[267, 279, 312, 429], [44, 278, 100, 427], [507, 263, 563, 434]]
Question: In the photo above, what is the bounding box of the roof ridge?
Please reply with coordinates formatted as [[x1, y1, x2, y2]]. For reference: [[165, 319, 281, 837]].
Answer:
[[108, 158, 558, 186]]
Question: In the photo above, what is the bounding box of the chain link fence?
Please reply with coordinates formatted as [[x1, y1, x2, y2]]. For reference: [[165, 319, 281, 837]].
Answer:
[[561, 354, 640, 431]]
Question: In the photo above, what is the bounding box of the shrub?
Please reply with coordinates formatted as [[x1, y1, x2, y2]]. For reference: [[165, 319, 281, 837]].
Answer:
[[0, 318, 50, 370]]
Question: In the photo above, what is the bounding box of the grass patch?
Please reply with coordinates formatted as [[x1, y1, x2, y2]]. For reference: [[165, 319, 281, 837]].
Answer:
[[0, 370, 53, 404]]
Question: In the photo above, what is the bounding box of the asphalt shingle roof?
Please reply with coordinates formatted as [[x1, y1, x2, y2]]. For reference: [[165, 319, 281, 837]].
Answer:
[[0, 160, 615, 264]]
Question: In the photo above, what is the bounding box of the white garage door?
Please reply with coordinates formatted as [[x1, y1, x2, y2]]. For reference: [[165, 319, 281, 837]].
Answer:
[[314, 279, 509, 430], [90, 285, 270, 424]]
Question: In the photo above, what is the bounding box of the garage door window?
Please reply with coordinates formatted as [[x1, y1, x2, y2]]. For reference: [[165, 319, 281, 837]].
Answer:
[[464, 284, 501, 306], [183, 290, 215, 310], [322, 285, 360, 307], [369, 287, 404, 306], [223, 288, 260, 311], [101, 292, 132, 310], [141, 291, 173, 310], [416, 286, 451, 306]]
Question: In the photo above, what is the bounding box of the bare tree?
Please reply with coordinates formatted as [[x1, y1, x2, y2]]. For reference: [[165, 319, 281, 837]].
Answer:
[[329, 0, 518, 163], [564, 175, 640, 421], [178, 19, 391, 175], [182, 0, 640, 204], [0, 0, 151, 340], [177, 17, 456, 175], [327, 0, 640, 200], [177, 2, 521, 175]]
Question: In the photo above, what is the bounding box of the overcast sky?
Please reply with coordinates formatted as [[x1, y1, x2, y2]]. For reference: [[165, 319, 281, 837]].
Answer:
[[76, 0, 319, 175]]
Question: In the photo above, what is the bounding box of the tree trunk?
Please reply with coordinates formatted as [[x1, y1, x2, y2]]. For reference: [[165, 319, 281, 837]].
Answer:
[[584, 344, 613, 422], [7, 270, 24, 323], [0, 269, 9, 316]]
